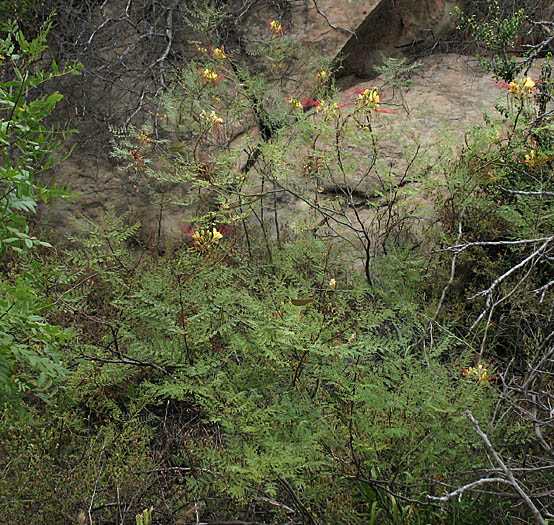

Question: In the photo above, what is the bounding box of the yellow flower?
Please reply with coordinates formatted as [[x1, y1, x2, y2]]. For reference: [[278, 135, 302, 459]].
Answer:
[[286, 98, 303, 109], [328, 278, 336, 290], [316, 70, 329, 82], [508, 80, 520, 95], [212, 47, 227, 60], [522, 77, 535, 91], [211, 227, 223, 242], [209, 111, 223, 125], [269, 20, 283, 34], [356, 88, 380, 111], [200, 110, 223, 126], [524, 149, 537, 167], [463, 363, 489, 383], [316, 100, 339, 119], [507, 77, 536, 97], [203, 68, 219, 83]]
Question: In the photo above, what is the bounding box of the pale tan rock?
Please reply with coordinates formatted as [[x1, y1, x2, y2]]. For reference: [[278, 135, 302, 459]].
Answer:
[[238, 0, 456, 96]]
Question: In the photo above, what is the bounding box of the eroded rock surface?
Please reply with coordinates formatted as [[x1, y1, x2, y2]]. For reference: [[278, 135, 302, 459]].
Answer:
[[256, 54, 546, 243], [238, 0, 456, 94], [37, 2, 523, 246]]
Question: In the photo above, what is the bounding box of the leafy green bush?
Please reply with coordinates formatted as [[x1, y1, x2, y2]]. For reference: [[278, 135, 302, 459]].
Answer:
[[0, 16, 80, 405], [1, 3, 553, 525]]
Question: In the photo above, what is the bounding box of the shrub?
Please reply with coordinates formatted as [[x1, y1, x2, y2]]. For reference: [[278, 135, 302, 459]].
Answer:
[[0, 16, 80, 406]]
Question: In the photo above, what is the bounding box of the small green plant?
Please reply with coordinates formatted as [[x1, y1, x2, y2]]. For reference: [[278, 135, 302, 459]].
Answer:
[[374, 56, 421, 113], [136, 507, 153, 525]]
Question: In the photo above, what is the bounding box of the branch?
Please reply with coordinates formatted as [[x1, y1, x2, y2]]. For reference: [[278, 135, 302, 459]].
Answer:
[[255, 497, 295, 514], [312, 0, 356, 36], [431, 210, 464, 323], [149, 4, 174, 68], [80, 354, 176, 380], [471, 242, 549, 298], [134, 466, 218, 475], [496, 186, 554, 197], [427, 477, 512, 502], [465, 410, 547, 525], [436, 236, 554, 254], [469, 238, 551, 330]]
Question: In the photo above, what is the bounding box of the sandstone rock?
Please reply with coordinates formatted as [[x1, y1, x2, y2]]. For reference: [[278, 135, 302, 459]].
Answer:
[[255, 53, 547, 247], [237, 0, 456, 96], [35, 0, 541, 248]]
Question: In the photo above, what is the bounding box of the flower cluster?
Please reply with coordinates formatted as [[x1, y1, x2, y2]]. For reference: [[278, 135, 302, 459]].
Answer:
[[316, 70, 330, 83], [203, 68, 219, 83], [315, 100, 341, 120], [196, 46, 227, 60], [517, 149, 551, 169], [199, 67, 226, 85], [523, 149, 537, 167], [212, 47, 227, 60], [286, 97, 304, 109], [200, 109, 223, 126], [462, 363, 490, 384], [354, 88, 380, 111], [498, 77, 536, 97], [183, 224, 225, 253], [266, 19, 286, 36], [286, 86, 395, 119]]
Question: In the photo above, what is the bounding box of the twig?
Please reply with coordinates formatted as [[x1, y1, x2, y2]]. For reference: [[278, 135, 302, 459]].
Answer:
[[312, 0, 356, 36], [496, 186, 554, 197], [432, 211, 464, 323], [436, 236, 554, 254], [427, 477, 512, 502], [80, 354, 176, 380], [88, 465, 103, 525], [278, 477, 319, 525], [469, 238, 551, 330], [133, 466, 218, 475], [255, 497, 295, 514]]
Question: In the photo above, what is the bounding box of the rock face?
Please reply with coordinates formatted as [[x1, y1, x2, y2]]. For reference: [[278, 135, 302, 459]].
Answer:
[[238, 0, 456, 94], [339, 0, 457, 80], [254, 53, 506, 241], [332, 53, 503, 193], [37, 1, 508, 245], [40, 53, 527, 247]]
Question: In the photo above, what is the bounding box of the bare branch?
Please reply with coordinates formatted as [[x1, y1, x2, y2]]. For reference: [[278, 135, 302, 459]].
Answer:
[[431, 210, 464, 323], [311, 0, 356, 37], [436, 236, 554, 254], [468, 238, 551, 330], [465, 410, 547, 525], [496, 186, 554, 197], [428, 477, 512, 502]]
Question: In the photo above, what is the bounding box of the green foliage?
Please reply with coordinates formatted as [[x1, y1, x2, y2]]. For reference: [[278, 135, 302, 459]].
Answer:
[[3, 217, 498, 522], [374, 57, 421, 113], [136, 507, 153, 525], [436, 51, 554, 353], [0, 0, 38, 31], [1, 3, 553, 524], [0, 16, 80, 405], [455, 0, 526, 81]]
